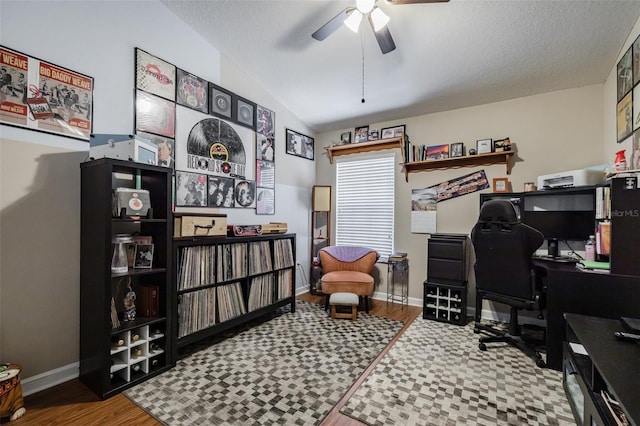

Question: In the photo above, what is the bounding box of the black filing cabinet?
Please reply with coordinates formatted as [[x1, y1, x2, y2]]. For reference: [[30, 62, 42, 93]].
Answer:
[[424, 233, 468, 325]]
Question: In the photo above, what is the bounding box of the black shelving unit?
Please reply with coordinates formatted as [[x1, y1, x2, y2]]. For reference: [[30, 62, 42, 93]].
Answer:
[[172, 233, 296, 356], [423, 233, 468, 325], [80, 158, 173, 399]]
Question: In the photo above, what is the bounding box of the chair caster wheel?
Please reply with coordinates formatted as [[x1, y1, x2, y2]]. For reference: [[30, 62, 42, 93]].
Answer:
[[479, 343, 487, 351], [536, 358, 546, 368]]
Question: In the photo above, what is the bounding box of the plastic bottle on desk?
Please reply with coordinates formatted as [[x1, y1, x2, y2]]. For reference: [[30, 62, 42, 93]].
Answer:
[[585, 235, 596, 261]]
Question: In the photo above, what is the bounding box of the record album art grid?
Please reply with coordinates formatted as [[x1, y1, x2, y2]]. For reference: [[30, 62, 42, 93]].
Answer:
[[134, 47, 276, 214]]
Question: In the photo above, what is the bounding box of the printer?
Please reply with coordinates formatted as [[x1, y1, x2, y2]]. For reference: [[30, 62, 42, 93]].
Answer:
[[537, 168, 602, 189]]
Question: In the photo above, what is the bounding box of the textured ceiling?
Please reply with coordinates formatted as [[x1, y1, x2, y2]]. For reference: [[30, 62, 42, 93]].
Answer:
[[161, 0, 640, 133]]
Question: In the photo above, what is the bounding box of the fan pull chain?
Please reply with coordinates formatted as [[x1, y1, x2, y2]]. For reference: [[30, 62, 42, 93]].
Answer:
[[361, 31, 366, 103]]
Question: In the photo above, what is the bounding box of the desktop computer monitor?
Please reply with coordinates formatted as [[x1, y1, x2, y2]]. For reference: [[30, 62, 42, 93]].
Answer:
[[521, 191, 595, 257]]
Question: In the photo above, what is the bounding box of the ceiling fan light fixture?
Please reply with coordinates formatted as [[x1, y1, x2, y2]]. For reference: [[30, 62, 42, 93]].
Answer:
[[344, 9, 363, 32], [370, 7, 390, 31], [355, 0, 375, 14]]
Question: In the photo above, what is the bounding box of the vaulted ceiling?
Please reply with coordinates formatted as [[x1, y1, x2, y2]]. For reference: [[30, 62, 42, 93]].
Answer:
[[162, 0, 640, 133]]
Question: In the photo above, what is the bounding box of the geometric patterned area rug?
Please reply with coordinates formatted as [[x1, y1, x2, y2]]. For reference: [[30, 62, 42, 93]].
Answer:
[[124, 300, 403, 425], [340, 316, 575, 426]]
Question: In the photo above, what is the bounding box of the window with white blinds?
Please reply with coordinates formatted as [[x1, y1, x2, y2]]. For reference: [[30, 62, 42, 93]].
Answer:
[[335, 154, 395, 261]]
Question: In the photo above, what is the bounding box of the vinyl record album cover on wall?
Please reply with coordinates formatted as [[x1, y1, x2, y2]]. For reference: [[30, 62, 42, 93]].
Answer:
[[209, 83, 233, 119], [235, 96, 256, 130]]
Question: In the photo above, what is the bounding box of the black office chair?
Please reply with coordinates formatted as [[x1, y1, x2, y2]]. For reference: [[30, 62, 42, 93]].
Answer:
[[471, 199, 547, 368]]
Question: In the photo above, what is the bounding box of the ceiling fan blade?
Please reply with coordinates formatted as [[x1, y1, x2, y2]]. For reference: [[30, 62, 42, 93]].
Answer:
[[368, 16, 396, 54], [312, 7, 353, 41], [387, 0, 449, 4]]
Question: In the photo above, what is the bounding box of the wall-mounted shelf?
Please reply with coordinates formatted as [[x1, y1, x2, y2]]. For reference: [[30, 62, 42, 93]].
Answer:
[[324, 136, 403, 164], [401, 150, 515, 182]]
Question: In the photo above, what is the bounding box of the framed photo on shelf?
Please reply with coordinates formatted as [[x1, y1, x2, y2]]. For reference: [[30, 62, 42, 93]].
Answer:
[[354, 125, 369, 143], [426, 144, 449, 160], [286, 128, 314, 160], [493, 137, 512, 152], [492, 178, 510, 193], [450, 142, 464, 158], [476, 138, 493, 154], [340, 131, 351, 144], [368, 129, 379, 141], [381, 124, 406, 139], [134, 244, 154, 268]]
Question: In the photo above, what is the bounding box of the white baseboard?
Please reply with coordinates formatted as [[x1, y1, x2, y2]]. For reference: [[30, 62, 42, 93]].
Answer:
[[21, 362, 78, 396]]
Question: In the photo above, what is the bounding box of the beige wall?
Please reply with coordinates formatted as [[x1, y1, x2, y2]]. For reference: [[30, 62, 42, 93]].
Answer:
[[315, 84, 605, 313], [0, 139, 87, 370]]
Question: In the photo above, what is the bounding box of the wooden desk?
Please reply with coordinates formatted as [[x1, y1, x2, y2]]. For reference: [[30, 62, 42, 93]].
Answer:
[[534, 261, 640, 371]]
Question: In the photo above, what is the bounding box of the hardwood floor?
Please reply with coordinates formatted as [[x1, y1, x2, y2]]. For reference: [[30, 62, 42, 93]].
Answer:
[[12, 294, 421, 426]]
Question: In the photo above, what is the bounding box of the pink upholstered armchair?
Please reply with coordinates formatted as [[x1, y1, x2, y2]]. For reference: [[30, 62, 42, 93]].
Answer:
[[319, 246, 378, 313]]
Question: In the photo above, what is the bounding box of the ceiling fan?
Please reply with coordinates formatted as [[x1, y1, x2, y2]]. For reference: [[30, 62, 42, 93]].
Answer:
[[311, 0, 449, 54]]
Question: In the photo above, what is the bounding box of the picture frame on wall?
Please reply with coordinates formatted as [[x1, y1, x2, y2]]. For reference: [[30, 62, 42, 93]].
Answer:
[[340, 131, 351, 144], [176, 68, 208, 113], [256, 104, 275, 138], [354, 125, 369, 143], [381, 124, 406, 139], [209, 83, 233, 119], [617, 46, 633, 101], [617, 91, 633, 142], [633, 34, 640, 87], [476, 138, 493, 154], [135, 90, 176, 138], [286, 128, 314, 160], [492, 178, 510, 193], [135, 48, 176, 102], [234, 96, 256, 130], [493, 137, 512, 152], [450, 142, 464, 158]]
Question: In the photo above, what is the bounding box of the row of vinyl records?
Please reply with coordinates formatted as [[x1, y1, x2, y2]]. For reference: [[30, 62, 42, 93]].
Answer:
[[177, 270, 293, 338], [177, 239, 294, 291]]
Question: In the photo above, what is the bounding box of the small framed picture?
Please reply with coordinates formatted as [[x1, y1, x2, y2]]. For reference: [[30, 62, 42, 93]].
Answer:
[[426, 144, 449, 160], [476, 138, 493, 154], [286, 128, 314, 160], [368, 129, 379, 141], [381, 124, 406, 139], [493, 138, 512, 152], [492, 178, 510, 193], [134, 244, 154, 268], [450, 142, 464, 158], [340, 131, 351, 144], [354, 125, 369, 143]]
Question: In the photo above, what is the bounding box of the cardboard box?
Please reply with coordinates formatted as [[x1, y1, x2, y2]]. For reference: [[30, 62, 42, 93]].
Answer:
[[174, 214, 227, 237]]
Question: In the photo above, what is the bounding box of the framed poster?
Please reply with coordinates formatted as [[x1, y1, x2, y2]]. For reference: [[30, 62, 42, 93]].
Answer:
[[176, 68, 208, 113], [175, 171, 207, 207], [0, 45, 94, 141], [286, 128, 314, 160], [209, 83, 233, 119], [135, 90, 176, 138], [234, 179, 256, 208], [256, 104, 275, 138], [207, 175, 235, 208], [617, 46, 633, 102], [256, 187, 275, 215], [135, 48, 176, 101], [256, 160, 275, 188], [257, 134, 274, 162], [617, 91, 633, 142]]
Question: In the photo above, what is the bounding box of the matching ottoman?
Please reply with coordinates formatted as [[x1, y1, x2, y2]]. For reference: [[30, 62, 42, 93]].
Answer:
[[329, 292, 359, 320]]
